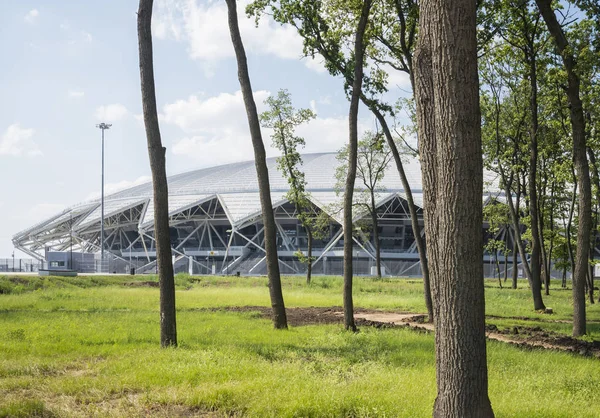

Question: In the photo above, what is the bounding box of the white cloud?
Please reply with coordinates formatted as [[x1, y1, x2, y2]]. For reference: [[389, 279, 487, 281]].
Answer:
[[24, 9, 39, 24], [95, 104, 129, 121], [0, 124, 41, 157], [86, 176, 152, 200], [153, 0, 320, 74], [164, 90, 270, 165], [163, 90, 269, 132], [381, 64, 412, 91], [163, 90, 367, 166], [303, 56, 327, 73], [68, 90, 84, 98]]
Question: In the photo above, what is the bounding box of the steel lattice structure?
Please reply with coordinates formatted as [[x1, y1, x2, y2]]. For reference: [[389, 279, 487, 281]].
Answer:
[[13, 153, 503, 275]]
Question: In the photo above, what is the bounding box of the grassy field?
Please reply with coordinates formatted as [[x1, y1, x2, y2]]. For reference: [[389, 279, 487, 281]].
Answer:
[[1, 274, 599, 417]]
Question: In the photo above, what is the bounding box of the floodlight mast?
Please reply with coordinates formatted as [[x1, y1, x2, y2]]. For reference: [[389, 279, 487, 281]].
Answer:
[[96, 123, 112, 270]]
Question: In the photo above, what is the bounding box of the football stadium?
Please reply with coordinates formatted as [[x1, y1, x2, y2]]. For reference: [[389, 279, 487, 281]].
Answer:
[[12, 152, 504, 276]]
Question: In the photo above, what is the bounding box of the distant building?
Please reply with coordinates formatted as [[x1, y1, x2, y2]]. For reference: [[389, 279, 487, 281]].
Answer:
[[13, 153, 503, 276]]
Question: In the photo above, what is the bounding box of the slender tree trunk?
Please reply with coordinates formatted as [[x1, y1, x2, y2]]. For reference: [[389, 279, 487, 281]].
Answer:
[[342, 0, 371, 332], [526, 52, 546, 311], [495, 250, 502, 289], [586, 255, 594, 304], [137, 0, 177, 347], [370, 192, 382, 278], [306, 227, 313, 285], [414, 0, 494, 415], [225, 0, 287, 329], [504, 230, 509, 283], [536, 0, 590, 335], [586, 145, 599, 303], [369, 105, 434, 323], [546, 184, 556, 295], [567, 180, 577, 282], [512, 228, 518, 289]]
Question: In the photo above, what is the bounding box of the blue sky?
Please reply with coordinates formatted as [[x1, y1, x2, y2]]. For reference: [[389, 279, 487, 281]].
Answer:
[[0, 0, 411, 258]]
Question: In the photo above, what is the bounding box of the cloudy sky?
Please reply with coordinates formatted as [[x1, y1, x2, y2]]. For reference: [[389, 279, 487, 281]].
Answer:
[[0, 0, 411, 258]]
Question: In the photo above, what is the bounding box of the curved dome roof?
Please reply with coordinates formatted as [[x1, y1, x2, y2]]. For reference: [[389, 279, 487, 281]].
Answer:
[[106, 152, 422, 199], [13, 152, 501, 242]]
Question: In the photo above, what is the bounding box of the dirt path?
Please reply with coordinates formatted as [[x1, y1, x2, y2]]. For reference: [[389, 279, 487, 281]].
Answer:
[[353, 312, 600, 358], [205, 306, 600, 358]]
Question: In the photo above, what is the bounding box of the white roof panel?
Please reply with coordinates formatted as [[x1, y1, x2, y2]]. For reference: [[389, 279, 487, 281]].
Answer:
[[76, 198, 148, 230], [141, 194, 215, 226], [219, 192, 287, 226]]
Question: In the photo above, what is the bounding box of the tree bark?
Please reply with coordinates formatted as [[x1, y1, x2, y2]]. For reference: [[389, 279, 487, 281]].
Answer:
[[536, 0, 591, 336], [137, 0, 177, 347], [586, 145, 599, 303], [306, 227, 313, 285], [526, 49, 546, 311], [343, 0, 371, 332], [370, 190, 382, 278], [414, 0, 494, 416], [225, 0, 287, 329], [512, 228, 518, 289]]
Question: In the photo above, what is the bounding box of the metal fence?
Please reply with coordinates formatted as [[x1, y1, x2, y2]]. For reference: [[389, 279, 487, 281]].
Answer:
[[0, 258, 45, 273]]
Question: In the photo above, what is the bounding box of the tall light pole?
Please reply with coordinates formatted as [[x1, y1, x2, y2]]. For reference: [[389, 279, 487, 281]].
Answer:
[[96, 123, 111, 269]]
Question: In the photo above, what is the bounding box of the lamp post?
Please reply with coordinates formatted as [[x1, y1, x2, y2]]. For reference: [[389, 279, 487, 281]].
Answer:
[[96, 123, 111, 271]]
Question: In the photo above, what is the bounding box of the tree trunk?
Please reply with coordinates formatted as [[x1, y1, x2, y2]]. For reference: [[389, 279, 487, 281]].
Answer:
[[586, 255, 594, 304], [369, 103, 434, 323], [526, 49, 546, 311], [536, 0, 591, 336], [370, 192, 382, 278], [414, 0, 494, 416], [586, 145, 599, 303], [504, 230, 509, 283], [225, 0, 287, 329], [137, 0, 177, 347], [306, 227, 313, 285], [341, 0, 371, 332], [567, 179, 577, 279], [496, 250, 502, 289], [512, 228, 518, 289]]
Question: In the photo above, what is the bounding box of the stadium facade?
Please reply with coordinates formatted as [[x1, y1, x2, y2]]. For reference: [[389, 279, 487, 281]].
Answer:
[[12, 153, 504, 276]]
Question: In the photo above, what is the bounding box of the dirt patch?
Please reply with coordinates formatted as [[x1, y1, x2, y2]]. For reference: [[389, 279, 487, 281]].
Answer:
[[204, 306, 600, 358], [485, 324, 600, 358], [200, 306, 386, 326], [486, 314, 600, 325], [123, 281, 159, 288]]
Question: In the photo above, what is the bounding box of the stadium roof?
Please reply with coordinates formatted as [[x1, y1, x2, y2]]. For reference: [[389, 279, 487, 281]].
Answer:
[[13, 152, 502, 240]]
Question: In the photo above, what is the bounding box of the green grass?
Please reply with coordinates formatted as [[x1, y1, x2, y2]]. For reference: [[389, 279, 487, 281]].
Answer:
[[0, 274, 599, 417]]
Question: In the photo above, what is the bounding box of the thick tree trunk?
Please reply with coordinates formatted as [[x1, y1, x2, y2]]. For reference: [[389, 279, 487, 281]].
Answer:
[[306, 227, 313, 285], [225, 0, 287, 329], [414, 0, 494, 416], [137, 0, 177, 347], [369, 105, 434, 323], [536, 0, 591, 336], [342, 0, 371, 332]]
